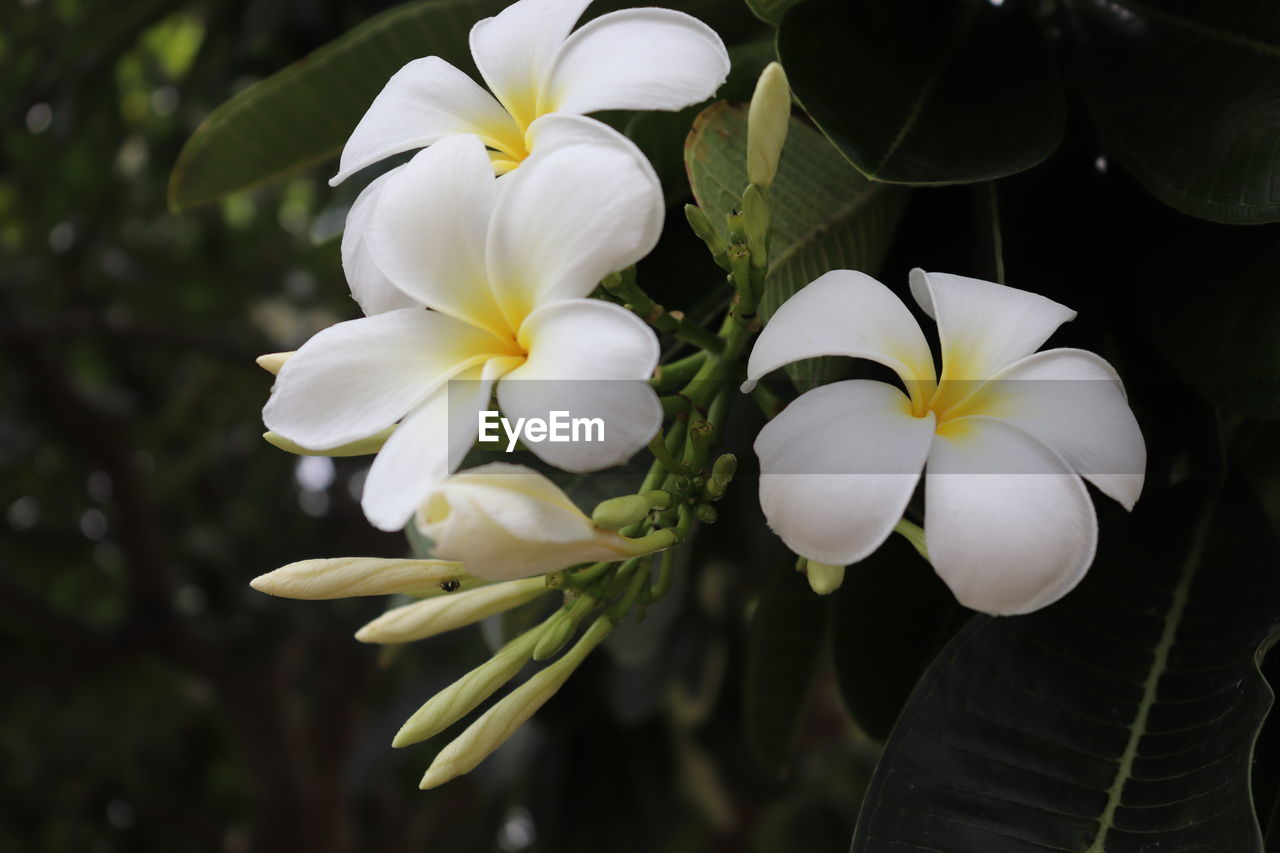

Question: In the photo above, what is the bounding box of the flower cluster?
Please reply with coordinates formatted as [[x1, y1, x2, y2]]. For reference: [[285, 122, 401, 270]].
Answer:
[[250, 0, 1146, 790]]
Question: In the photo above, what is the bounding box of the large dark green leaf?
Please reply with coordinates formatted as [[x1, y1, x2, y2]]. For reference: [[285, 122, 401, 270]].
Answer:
[[850, 485, 1280, 852], [744, 560, 830, 771], [168, 0, 506, 211], [1116, 179, 1280, 420], [684, 102, 909, 387], [777, 0, 1063, 185], [1063, 0, 1280, 224]]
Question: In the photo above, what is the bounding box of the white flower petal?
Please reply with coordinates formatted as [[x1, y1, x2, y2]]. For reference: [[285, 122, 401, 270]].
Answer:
[[469, 0, 595, 129], [419, 462, 633, 580], [924, 416, 1098, 616], [523, 112, 662, 198], [496, 299, 662, 472], [361, 356, 522, 531], [755, 380, 936, 565], [341, 166, 418, 315], [486, 137, 663, 324], [542, 8, 729, 116], [263, 309, 500, 450], [974, 348, 1146, 509], [330, 56, 523, 186], [909, 268, 1077, 381], [744, 270, 938, 403], [366, 135, 513, 338]]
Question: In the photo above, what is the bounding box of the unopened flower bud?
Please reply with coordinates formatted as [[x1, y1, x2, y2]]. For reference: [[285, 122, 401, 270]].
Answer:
[[747, 62, 791, 191], [741, 183, 769, 254], [355, 576, 547, 644], [695, 503, 718, 524], [254, 351, 294, 375], [250, 557, 467, 600], [393, 628, 540, 747], [419, 618, 613, 789], [705, 453, 737, 499], [801, 559, 845, 596], [263, 424, 394, 457], [533, 609, 578, 660], [684, 204, 726, 256], [592, 490, 671, 531]]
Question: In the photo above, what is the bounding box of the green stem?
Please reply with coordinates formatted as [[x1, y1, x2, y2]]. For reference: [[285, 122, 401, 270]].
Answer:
[[894, 518, 929, 561], [651, 352, 707, 389], [648, 429, 689, 475], [987, 181, 1005, 285]]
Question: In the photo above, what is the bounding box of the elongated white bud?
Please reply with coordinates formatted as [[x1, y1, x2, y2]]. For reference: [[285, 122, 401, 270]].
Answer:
[[255, 351, 295, 375], [355, 577, 548, 644], [393, 627, 541, 748], [250, 557, 467, 600], [747, 62, 791, 191], [419, 618, 613, 789]]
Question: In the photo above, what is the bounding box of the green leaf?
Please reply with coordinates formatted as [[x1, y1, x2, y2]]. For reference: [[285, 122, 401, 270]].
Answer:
[[1064, 0, 1280, 224], [1120, 185, 1280, 420], [684, 102, 909, 387], [831, 534, 964, 741], [168, 0, 506, 211], [744, 560, 830, 771], [777, 0, 1064, 185], [745, 0, 802, 27], [850, 485, 1280, 852]]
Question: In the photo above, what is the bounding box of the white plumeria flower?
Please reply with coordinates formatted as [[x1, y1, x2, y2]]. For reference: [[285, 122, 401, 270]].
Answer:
[[743, 269, 1147, 616], [330, 0, 730, 183], [416, 462, 647, 580], [264, 128, 664, 532]]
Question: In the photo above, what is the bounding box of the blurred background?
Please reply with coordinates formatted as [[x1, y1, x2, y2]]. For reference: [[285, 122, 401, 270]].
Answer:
[[0, 1, 870, 850]]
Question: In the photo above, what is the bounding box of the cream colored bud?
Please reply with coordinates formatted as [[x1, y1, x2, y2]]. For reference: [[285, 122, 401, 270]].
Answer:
[[355, 576, 547, 644], [255, 351, 295, 375], [393, 627, 541, 747], [747, 62, 791, 191], [417, 463, 637, 580], [263, 424, 395, 457], [802, 560, 846, 596], [250, 557, 467, 600], [419, 618, 613, 789]]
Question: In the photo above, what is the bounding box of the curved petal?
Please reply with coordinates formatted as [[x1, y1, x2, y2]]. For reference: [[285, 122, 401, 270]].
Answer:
[[744, 270, 938, 407], [340, 166, 418, 315], [469, 0, 595, 129], [496, 299, 662, 472], [909, 269, 1076, 382], [755, 380, 936, 565], [263, 309, 500, 450], [924, 416, 1098, 616], [966, 348, 1146, 509], [419, 463, 632, 580], [524, 113, 662, 206], [486, 136, 662, 325], [541, 8, 729, 116], [330, 57, 523, 186], [361, 356, 522, 531], [366, 135, 513, 339]]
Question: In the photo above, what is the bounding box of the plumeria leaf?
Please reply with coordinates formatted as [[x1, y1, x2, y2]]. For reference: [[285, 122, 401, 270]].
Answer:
[[744, 559, 830, 771], [168, 0, 507, 211], [685, 102, 910, 388], [849, 484, 1280, 852], [777, 0, 1064, 185], [1063, 0, 1280, 224]]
